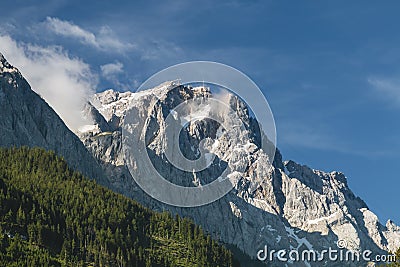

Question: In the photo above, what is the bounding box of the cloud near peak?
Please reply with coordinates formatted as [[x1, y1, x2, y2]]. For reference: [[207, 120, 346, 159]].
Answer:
[[0, 34, 97, 131], [44, 17, 135, 53], [101, 61, 124, 77]]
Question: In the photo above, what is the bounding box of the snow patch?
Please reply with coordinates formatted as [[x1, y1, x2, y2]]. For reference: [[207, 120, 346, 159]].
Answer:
[[285, 226, 314, 250], [227, 171, 241, 180], [264, 224, 277, 232], [233, 140, 257, 154], [0, 59, 18, 73], [224, 171, 242, 184], [229, 201, 242, 219], [307, 212, 338, 225], [180, 104, 212, 126]]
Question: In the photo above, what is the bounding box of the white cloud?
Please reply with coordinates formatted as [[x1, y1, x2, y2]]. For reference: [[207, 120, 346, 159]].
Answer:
[[101, 61, 124, 78], [44, 17, 135, 53], [97, 26, 135, 53], [45, 17, 97, 47], [0, 34, 97, 131], [368, 77, 400, 105], [99, 61, 137, 90]]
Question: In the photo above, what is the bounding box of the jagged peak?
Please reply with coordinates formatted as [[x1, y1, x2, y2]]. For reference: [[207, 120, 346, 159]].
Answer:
[[94, 89, 131, 105], [0, 52, 19, 74], [386, 219, 399, 231], [284, 160, 347, 181]]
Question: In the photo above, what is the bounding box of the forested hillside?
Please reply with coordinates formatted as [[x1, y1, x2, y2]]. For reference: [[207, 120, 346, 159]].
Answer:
[[0, 147, 240, 267]]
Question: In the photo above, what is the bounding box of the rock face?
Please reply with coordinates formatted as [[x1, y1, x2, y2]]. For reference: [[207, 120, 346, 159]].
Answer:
[[0, 53, 107, 185], [80, 82, 400, 266], [2, 50, 400, 266]]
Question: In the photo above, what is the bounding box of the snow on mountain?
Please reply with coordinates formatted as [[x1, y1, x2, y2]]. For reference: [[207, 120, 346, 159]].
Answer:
[[79, 82, 400, 266], [3, 49, 399, 266]]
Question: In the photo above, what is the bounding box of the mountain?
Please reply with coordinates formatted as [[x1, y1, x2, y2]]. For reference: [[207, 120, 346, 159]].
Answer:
[[2, 50, 400, 266], [0, 53, 107, 186], [80, 83, 400, 266], [0, 146, 240, 267]]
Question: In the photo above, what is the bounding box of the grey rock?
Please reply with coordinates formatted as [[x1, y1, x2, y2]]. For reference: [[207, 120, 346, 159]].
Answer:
[[0, 52, 108, 185], [3, 49, 399, 266], [80, 82, 400, 266]]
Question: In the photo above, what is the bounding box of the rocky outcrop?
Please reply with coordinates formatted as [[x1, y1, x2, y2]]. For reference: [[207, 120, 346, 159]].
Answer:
[[0, 53, 108, 185], [80, 82, 400, 266], [2, 49, 399, 266]]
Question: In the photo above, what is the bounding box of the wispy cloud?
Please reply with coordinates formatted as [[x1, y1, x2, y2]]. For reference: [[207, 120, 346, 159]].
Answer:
[[100, 61, 138, 90], [0, 34, 97, 131], [101, 61, 124, 78], [44, 17, 135, 53], [44, 17, 97, 47], [278, 121, 393, 158], [368, 77, 400, 106]]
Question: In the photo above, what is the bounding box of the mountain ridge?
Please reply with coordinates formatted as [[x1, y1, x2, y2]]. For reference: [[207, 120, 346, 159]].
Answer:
[[81, 84, 400, 266], [0, 52, 109, 186], [2, 51, 400, 266]]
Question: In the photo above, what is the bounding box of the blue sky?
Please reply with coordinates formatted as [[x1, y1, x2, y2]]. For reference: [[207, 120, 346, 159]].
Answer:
[[1, 1, 400, 223]]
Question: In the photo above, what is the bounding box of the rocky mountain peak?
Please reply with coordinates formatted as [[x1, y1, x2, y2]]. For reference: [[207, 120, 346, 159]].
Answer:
[[0, 52, 108, 186], [0, 52, 16, 72], [0, 53, 24, 90], [4, 49, 400, 265], [78, 81, 400, 265]]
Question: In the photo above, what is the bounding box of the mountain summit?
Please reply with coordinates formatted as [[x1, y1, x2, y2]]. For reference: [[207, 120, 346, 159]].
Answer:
[[0, 53, 107, 185], [2, 51, 400, 266], [81, 83, 400, 266]]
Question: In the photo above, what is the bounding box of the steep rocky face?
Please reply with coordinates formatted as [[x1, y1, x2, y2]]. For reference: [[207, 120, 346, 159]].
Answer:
[[0, 53, 107, 185], [4, 48, 399, 265], [80, 82, 400, 266]]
